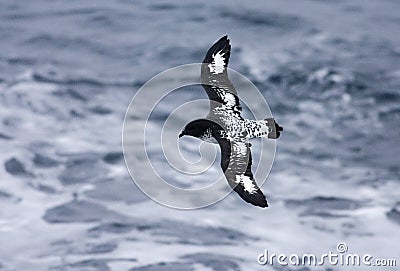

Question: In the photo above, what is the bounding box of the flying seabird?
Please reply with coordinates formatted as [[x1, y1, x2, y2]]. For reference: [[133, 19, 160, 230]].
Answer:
[[179, 35, 282, 208]]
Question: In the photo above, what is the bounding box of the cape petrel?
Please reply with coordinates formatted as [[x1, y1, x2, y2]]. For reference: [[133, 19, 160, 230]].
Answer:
[[179, 35, 282, 208]]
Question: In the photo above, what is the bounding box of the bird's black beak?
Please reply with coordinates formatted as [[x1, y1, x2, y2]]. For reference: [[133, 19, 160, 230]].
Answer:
[[179, 131, 184, 138]]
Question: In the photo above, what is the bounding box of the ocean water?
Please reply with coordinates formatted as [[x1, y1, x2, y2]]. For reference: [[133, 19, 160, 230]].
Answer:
[[0, 0, 399, 270]]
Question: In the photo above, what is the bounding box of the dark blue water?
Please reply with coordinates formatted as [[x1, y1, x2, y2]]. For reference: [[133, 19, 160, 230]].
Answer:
[[0, 1, 399, 270]]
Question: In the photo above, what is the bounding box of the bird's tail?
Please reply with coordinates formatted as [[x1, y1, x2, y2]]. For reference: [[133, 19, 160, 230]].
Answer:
[[264, 118, 283, 139], [245, 118, 283, 139]]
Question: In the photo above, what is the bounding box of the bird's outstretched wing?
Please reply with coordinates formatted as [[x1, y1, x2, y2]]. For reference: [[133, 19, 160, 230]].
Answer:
[[217, 136, 268, 208], [201, 35, 241, 112]]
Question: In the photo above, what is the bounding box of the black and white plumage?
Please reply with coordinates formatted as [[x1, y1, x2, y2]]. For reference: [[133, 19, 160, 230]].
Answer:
[[179, 36, 283, 208]]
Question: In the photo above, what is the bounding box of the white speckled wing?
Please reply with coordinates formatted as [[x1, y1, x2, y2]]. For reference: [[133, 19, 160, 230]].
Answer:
[[201, 36, 242, 114], [218, 139, 268, 208]]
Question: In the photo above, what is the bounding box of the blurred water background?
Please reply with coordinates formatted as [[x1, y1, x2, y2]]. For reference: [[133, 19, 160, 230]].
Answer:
[[0, 0, 399, 270]]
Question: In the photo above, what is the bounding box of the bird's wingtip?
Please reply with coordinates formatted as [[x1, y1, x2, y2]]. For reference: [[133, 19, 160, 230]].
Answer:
[[214, 35, 230, 46]]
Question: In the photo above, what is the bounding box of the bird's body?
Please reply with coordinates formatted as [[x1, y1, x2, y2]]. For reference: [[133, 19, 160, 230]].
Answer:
[[179, 36, 282, 208]]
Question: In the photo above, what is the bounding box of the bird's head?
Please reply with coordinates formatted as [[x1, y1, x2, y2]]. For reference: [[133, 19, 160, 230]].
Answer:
[[179, 119, 217, 139]]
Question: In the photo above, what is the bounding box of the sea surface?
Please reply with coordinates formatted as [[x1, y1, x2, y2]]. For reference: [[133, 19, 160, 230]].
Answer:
[[0, 0, 399, 270]]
